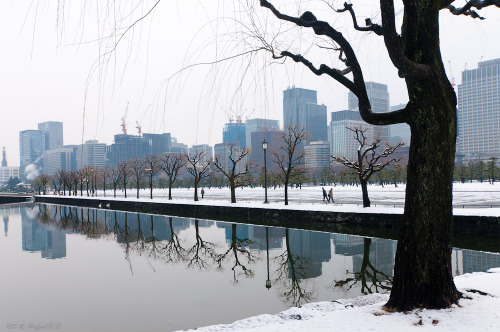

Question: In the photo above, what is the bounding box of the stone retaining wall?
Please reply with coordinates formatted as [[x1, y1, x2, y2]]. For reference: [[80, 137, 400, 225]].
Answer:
[[34, 196, 500, 238]]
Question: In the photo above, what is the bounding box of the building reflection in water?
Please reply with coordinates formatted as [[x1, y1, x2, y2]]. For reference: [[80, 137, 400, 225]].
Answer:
[[18, 203, 500, 305], [21, 206, 66, 259]]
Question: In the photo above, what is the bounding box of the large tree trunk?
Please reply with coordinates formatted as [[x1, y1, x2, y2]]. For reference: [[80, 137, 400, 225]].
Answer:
[[194, 179, 199, 201], [168, 181, 173, 200], [230, 180, 236, 203], [136, 181, 140, 199], [284, 179, 289, 205], [386, 75, 459, 311], [360, 179, 370, 207]]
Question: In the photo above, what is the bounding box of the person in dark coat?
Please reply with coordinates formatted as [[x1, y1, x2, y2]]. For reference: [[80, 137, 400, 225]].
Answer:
[[322, 187, 327, 201], [201, 188, 205, 199]]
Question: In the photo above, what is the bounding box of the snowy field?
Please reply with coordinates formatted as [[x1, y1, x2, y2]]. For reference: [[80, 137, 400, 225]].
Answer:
[[81, 182, 500, 217], [186, 269, 500, 332]]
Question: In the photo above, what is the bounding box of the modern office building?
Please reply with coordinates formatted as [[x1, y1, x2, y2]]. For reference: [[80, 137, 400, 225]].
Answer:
[[223, 121, 246, 149], [283, 86, 317, 130], [0, 167, 19, 183], [38, 121, 63, 150], [143, 133, 172, 156], [283, 86, 328, 144], [106, 134, 151, 167], [189, 144, 213, 164], [304, 141, 331, 169], [457, 58, 500, 162], [330, 110, 374, 161], [348, 82, 391, 143], [170, 138, 188, 154], [75, 140, 106, 169], [389, 104, 411, 146], [245, 118, 280, 150], [214, 142, 248, 174], [19, 130, 46, 180], [41, 147, 76, 175], [299, 103, 328, 143], [249, 128, 284, 172]]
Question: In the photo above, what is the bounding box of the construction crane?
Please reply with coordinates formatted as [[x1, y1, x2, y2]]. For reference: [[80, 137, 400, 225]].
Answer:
[[121, 102, 129, 135], [136, 121, 142, 137]]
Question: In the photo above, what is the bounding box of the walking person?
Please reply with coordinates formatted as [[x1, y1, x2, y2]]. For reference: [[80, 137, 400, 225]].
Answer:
[[201, 188, 205, 199], [322, 187, 327, 201], [328, 187, 334, 203]]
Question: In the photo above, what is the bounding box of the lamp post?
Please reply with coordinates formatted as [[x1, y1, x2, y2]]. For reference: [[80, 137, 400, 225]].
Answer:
[[265, 226, 271, 290], [262, 140, 269, 204]]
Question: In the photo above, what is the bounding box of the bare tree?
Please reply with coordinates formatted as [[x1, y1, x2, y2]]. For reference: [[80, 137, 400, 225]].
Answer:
[[117, 161, 132, 198], [76, 169, 85, 196], [56, 169, 68, 196], [214, 144, 254, 203], [110, 167, 121, 198], [128, 158, 147, 199], [161, 153, 187, 200], [143, 154, 162, 199], [255, 0, 500, 310], [100, 167, 111, 197], [333, 127, 403, 207], [185, 151, 211, 201], [273, 126, 306, 205]]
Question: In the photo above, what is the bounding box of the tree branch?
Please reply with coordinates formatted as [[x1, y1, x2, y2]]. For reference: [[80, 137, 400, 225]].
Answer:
[[335, 2, 384, 35], [447, 0, 500, 20]]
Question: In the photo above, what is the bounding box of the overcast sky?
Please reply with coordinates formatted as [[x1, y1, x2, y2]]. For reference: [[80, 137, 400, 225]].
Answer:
[[1, 0, 499, 167]]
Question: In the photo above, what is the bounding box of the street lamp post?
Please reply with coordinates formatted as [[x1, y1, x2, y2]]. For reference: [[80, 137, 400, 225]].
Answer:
[[262, 140, 269, 204], [265, 226, 271, 290]]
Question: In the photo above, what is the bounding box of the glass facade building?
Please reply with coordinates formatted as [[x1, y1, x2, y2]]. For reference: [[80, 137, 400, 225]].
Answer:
[[457, 58, 500, 162], [19, 130, 46, 180], [223, 122, 246, 149]]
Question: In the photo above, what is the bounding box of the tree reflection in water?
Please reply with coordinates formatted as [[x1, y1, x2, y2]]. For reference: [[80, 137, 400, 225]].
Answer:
[[214, 224, 259, 283], [274, 229, 312, 307], [33, 205, 317, 306], [334, 238, 392, 295]]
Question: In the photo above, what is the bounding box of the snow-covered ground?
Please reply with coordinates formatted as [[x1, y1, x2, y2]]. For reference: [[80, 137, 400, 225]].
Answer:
[[186, 268, 500, 332], [62, 181, 500, 217]]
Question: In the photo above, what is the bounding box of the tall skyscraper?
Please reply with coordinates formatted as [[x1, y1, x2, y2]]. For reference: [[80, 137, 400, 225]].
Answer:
[[76, 140, 107, 169], [283, 87, 328, 144], [38, 121, 63, 150], [330, 110, 374, 161], [223, 121, 246, 149], [457, 58, 500, 162], [106, 134, 150, 167], [245, 118, 280, 149], [19, 130, 46, 180], [348, 82, 391, 143], [143, 133, 172, 155], [283, 87, 317, 130]]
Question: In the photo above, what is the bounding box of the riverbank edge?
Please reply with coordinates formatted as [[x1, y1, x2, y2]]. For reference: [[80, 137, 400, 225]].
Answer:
[[34, 195, 500, 240]]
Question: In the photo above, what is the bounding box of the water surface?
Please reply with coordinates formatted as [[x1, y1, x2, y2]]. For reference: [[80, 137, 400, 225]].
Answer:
[[1, 203, 499, 331]]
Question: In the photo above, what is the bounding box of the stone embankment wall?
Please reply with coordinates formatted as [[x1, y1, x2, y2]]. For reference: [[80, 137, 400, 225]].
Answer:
[[0, 195, 32, 205], [34, 196, 500, 238]]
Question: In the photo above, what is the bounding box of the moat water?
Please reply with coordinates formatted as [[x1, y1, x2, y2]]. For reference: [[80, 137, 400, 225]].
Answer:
[[1, 203, 499, 331]]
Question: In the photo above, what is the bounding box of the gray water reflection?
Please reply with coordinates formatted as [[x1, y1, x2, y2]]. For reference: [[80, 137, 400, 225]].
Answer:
[[1, 203, 500, 331]]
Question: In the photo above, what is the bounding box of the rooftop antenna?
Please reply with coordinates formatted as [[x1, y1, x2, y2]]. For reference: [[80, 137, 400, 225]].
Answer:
[[121, 102, 129, 135]]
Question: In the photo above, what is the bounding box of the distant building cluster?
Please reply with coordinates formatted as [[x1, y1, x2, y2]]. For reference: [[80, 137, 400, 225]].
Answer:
[[6, 57, 498, 182]]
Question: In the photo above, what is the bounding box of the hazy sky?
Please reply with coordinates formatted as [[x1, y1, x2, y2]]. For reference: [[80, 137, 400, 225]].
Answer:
[[1, 0, 499, 167]]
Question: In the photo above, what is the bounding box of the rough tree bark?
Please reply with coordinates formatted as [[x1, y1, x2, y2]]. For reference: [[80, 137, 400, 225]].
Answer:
[[259, 0, 499, 311]]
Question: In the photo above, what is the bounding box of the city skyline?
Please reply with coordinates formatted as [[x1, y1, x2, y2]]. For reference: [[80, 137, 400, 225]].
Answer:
[[1, 2, 499, 167]]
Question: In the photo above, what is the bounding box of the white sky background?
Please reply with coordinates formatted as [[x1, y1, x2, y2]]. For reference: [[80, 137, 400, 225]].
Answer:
[[0, 0, 499, 167]]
